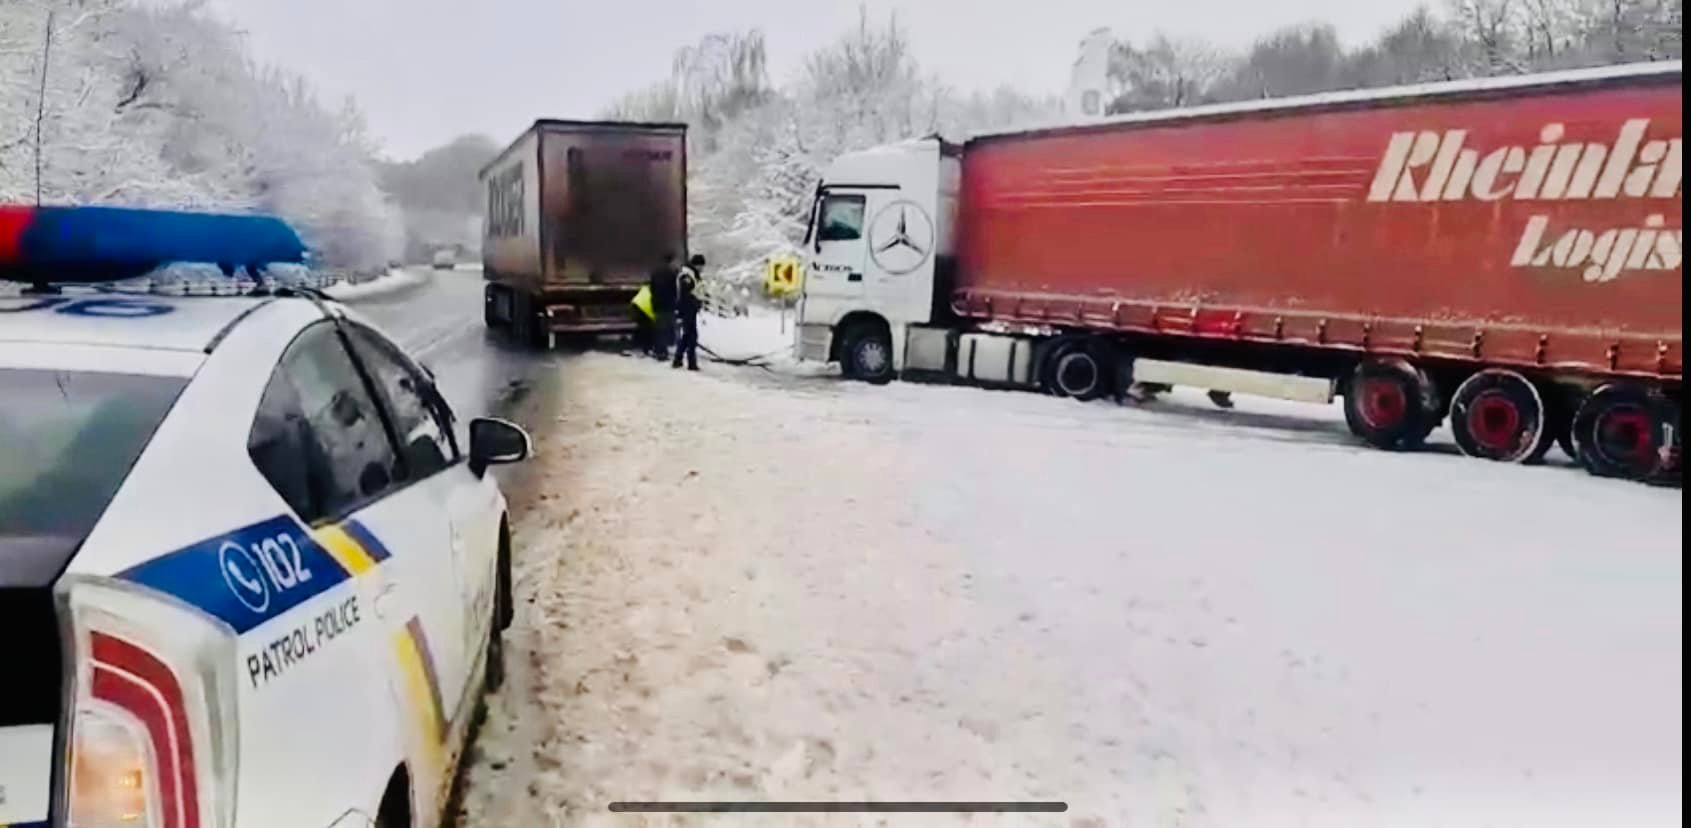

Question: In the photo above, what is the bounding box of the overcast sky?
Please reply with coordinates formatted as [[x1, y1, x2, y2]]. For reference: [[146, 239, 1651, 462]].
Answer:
[[204, 0, 1428, 160]]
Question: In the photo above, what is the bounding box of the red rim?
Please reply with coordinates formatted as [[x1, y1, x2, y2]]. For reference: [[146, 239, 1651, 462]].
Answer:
[[1467, 391, 1523, 452], [1359, 377, 1408, 429], [1595, 407, 1654, 466]]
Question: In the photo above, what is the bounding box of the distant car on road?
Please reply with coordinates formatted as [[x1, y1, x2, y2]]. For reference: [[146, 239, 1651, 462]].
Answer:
[[432, 248, 457, 270], [0, 206, 529, 828]]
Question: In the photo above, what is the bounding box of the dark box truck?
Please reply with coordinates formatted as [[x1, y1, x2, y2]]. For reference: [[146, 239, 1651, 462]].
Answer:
[[480, 119, 687, 345]]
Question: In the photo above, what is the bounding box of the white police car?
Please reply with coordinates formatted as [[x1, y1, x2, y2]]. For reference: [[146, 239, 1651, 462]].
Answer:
[[1, 207, 528, 828]]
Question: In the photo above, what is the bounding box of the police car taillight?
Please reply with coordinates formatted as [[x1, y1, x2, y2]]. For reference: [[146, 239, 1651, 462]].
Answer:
[[57, 577, 240, 828]]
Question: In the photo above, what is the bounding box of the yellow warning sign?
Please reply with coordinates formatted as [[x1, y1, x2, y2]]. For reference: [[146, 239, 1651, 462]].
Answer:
[[764, 256, 803, 299]]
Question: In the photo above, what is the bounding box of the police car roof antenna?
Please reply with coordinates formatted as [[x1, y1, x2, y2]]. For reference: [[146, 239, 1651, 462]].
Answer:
[[33, 9, 53, 209], [21, 11, 55, 296]]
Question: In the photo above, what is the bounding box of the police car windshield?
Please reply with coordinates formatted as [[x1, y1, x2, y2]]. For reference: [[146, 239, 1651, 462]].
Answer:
[[0, 368, 187, 586]]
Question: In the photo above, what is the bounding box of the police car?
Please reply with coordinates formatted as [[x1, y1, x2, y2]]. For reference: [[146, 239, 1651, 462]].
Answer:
[[1, 207, 528, 828]]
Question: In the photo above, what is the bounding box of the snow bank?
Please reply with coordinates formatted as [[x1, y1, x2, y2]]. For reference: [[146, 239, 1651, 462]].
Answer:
[[697, 307, 796, 363], [323, 268, 425, 302]]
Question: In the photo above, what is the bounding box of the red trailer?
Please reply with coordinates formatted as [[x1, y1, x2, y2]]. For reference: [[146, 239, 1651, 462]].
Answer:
[[798, 62, 1681, 482]]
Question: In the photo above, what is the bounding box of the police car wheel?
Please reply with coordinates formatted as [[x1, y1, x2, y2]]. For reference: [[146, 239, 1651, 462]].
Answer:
[[485, 620, 506, 692], [484, 543, 510, 692], [484, 529, 513, 692]]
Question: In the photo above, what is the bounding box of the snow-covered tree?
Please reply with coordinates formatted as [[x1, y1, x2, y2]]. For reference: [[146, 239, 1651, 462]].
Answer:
[[0, 0, 402, 271], [1107, 34, 1228, 112], [611, 9, 1056, 289]]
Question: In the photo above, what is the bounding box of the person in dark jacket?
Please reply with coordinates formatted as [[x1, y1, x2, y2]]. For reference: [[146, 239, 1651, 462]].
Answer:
[[646, 252, 679, 359], [672, 254, 705, 371]]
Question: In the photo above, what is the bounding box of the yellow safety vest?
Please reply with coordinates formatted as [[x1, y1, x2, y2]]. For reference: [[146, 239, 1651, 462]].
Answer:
[[631, 285, 655, 320]]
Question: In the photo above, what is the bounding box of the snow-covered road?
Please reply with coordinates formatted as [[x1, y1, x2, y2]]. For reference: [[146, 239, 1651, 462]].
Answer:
[[459, 317, 1681, 827]]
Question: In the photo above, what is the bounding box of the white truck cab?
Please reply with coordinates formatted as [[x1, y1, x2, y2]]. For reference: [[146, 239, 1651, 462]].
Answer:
[[796, 138, 960, 383]]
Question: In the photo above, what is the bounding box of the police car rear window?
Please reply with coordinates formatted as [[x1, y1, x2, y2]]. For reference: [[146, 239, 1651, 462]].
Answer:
[[0, 369, 186, 586]]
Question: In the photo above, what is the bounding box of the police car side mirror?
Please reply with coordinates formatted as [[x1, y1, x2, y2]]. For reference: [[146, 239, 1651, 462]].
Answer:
[[469, 417, 530, 476]]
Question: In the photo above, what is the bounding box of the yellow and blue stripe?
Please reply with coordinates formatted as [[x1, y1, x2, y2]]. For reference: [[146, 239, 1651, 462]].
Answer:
[[121, 516, 389, 634]]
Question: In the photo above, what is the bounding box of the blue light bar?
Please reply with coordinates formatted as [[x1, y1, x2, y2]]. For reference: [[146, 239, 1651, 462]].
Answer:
[[0, 205, 307, 284]]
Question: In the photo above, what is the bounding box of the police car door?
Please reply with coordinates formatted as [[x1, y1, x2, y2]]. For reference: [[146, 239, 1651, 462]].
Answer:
[[341, 324, 493, 719], [251, 321, 467, 774]]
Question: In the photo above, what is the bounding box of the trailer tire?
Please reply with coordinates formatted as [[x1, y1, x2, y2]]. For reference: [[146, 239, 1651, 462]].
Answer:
[[1571, 384, 1677, 481], [1343, 360, 1433, 451], [1449, 369, 1550, 464], [841, 324, 894, 385]]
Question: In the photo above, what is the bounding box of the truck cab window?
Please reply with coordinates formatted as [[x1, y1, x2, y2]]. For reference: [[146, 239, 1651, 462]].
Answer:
[[818, 194, 866, 242]]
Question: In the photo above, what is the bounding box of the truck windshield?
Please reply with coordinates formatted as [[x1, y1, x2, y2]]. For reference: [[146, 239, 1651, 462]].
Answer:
[[0, 368, 187, 586]]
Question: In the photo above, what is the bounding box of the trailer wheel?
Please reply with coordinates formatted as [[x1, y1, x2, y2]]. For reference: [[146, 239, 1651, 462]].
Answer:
[[1449, 369, 1550, 464], [841, 324, 894, 385], [1343, 360, 1433, 450], [1052, 345, 1110, 401], [1571, 385, 1677, 481]]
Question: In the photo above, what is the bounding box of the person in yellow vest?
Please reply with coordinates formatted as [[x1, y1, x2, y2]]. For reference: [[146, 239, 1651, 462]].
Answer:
[[630, 282, 656, 356]]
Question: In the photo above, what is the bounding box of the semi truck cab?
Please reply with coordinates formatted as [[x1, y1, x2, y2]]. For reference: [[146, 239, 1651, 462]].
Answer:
[[798, 138, 959, 382]]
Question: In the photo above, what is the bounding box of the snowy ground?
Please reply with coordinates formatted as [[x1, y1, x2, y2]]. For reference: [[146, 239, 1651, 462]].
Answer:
[[459, 313, 1681, 827]]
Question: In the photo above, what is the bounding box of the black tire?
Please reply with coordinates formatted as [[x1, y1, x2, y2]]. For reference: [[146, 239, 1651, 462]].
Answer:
[[484, 618, 506, 693], [1343, 360, 1433, 451], [484, 286, 503, 330], [1572, 385, 1676, 481], [510, 291, 532, 345], [841, 325, 894, 385], [1051, 343, 1111, 401], [374, 771, 411, 828], [1037, 337, 1085, 397], [1449, 369, 1550, 463], [485, 531, 512, 693]]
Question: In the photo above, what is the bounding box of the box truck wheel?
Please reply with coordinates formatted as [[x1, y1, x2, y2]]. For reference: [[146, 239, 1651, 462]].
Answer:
[[841, 324, 894, 384], [1571, 384, 1678, 481], [1449, 369, 1551, 464], [1344, 360, 1434, 450], [484, 285, 505, 330]]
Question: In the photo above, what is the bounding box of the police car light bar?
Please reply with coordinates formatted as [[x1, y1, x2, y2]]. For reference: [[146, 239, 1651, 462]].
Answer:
[[0, 205, 307, 285]]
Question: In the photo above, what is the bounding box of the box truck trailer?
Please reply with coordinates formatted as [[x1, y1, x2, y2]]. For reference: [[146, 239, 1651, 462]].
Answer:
[[796, 61, 1682, 482], [480, 120, 687, 345]]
